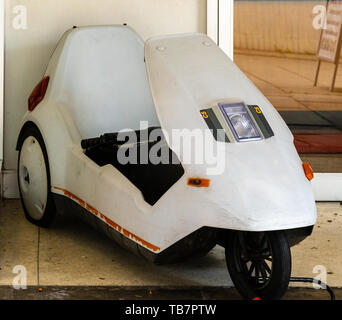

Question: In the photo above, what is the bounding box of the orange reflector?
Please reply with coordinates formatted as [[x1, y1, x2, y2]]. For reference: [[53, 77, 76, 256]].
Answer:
[[187, 178, 210, 187], [303, 162, 314, 181], [28, 76, 50, 111]]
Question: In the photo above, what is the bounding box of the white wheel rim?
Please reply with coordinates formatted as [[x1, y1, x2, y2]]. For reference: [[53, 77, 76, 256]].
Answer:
[[19, 136, 48, 220]]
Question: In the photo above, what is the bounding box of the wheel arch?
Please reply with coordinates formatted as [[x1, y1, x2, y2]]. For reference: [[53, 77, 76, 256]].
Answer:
[[16, 103, 81, 191], [16, 121, 52, 182], [16, 121, 43, 150], [16, 121, 54, 196]]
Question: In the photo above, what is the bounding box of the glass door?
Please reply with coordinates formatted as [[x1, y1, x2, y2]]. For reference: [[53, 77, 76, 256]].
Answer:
[[232, 0, 342, 200]]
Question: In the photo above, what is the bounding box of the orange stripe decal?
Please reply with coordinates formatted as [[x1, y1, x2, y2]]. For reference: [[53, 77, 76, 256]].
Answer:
[[53, 186, 160, 252]]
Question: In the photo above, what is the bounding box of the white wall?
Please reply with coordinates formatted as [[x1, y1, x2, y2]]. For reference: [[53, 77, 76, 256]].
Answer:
[[3, 0, 206, 195]]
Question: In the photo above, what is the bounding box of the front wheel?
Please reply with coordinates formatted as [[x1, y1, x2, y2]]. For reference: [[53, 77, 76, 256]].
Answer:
[[225, 230, 291, 300]]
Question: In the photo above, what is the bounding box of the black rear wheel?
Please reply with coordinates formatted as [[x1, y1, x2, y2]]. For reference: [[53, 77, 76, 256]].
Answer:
[[225, 230, 291, 300]]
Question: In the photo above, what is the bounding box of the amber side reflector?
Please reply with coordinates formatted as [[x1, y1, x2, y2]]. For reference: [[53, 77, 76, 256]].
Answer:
[[28, 76, 50, 111], [187, 178, 210, 187], [303, 162, 314, 181]]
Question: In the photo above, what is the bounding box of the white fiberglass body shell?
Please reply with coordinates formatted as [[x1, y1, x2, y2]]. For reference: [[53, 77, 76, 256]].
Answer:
[[18, 26, 316, 254]]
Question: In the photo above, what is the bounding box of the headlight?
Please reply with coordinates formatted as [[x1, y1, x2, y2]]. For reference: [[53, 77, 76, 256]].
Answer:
[[219, 102, 262, 142]]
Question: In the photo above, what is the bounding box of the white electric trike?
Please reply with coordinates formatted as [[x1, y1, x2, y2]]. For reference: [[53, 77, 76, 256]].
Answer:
[[16, 26, 316, 299]]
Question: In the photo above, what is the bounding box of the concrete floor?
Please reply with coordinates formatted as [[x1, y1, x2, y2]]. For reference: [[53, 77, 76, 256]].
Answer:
[[0, 199, 341, 299], [0, 286, 340, 300]]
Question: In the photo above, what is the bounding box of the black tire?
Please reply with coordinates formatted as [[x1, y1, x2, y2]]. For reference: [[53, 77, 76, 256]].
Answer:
[[17, 124, 56, 227], [225, 230, 291, 300]]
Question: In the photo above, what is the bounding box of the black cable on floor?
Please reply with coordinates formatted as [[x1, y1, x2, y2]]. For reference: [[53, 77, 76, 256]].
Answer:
[[289, 277, 335, 300]]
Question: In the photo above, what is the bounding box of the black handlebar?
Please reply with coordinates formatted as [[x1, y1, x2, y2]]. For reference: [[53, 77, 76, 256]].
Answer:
[[81, 132, 120, 149], [81, 127, 162, 149]]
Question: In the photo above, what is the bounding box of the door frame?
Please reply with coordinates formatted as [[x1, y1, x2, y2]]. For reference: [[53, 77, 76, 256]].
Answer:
[[207, 0, 234, 60], [0, 0, 4, 173]]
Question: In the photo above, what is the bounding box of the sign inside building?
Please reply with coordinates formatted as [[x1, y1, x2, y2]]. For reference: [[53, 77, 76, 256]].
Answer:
[[314, 0, 342, 91], [317, 0, 342, 63]]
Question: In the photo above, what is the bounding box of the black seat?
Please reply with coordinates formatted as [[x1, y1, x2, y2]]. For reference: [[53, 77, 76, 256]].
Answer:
[[84, 127, 184, 206]]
